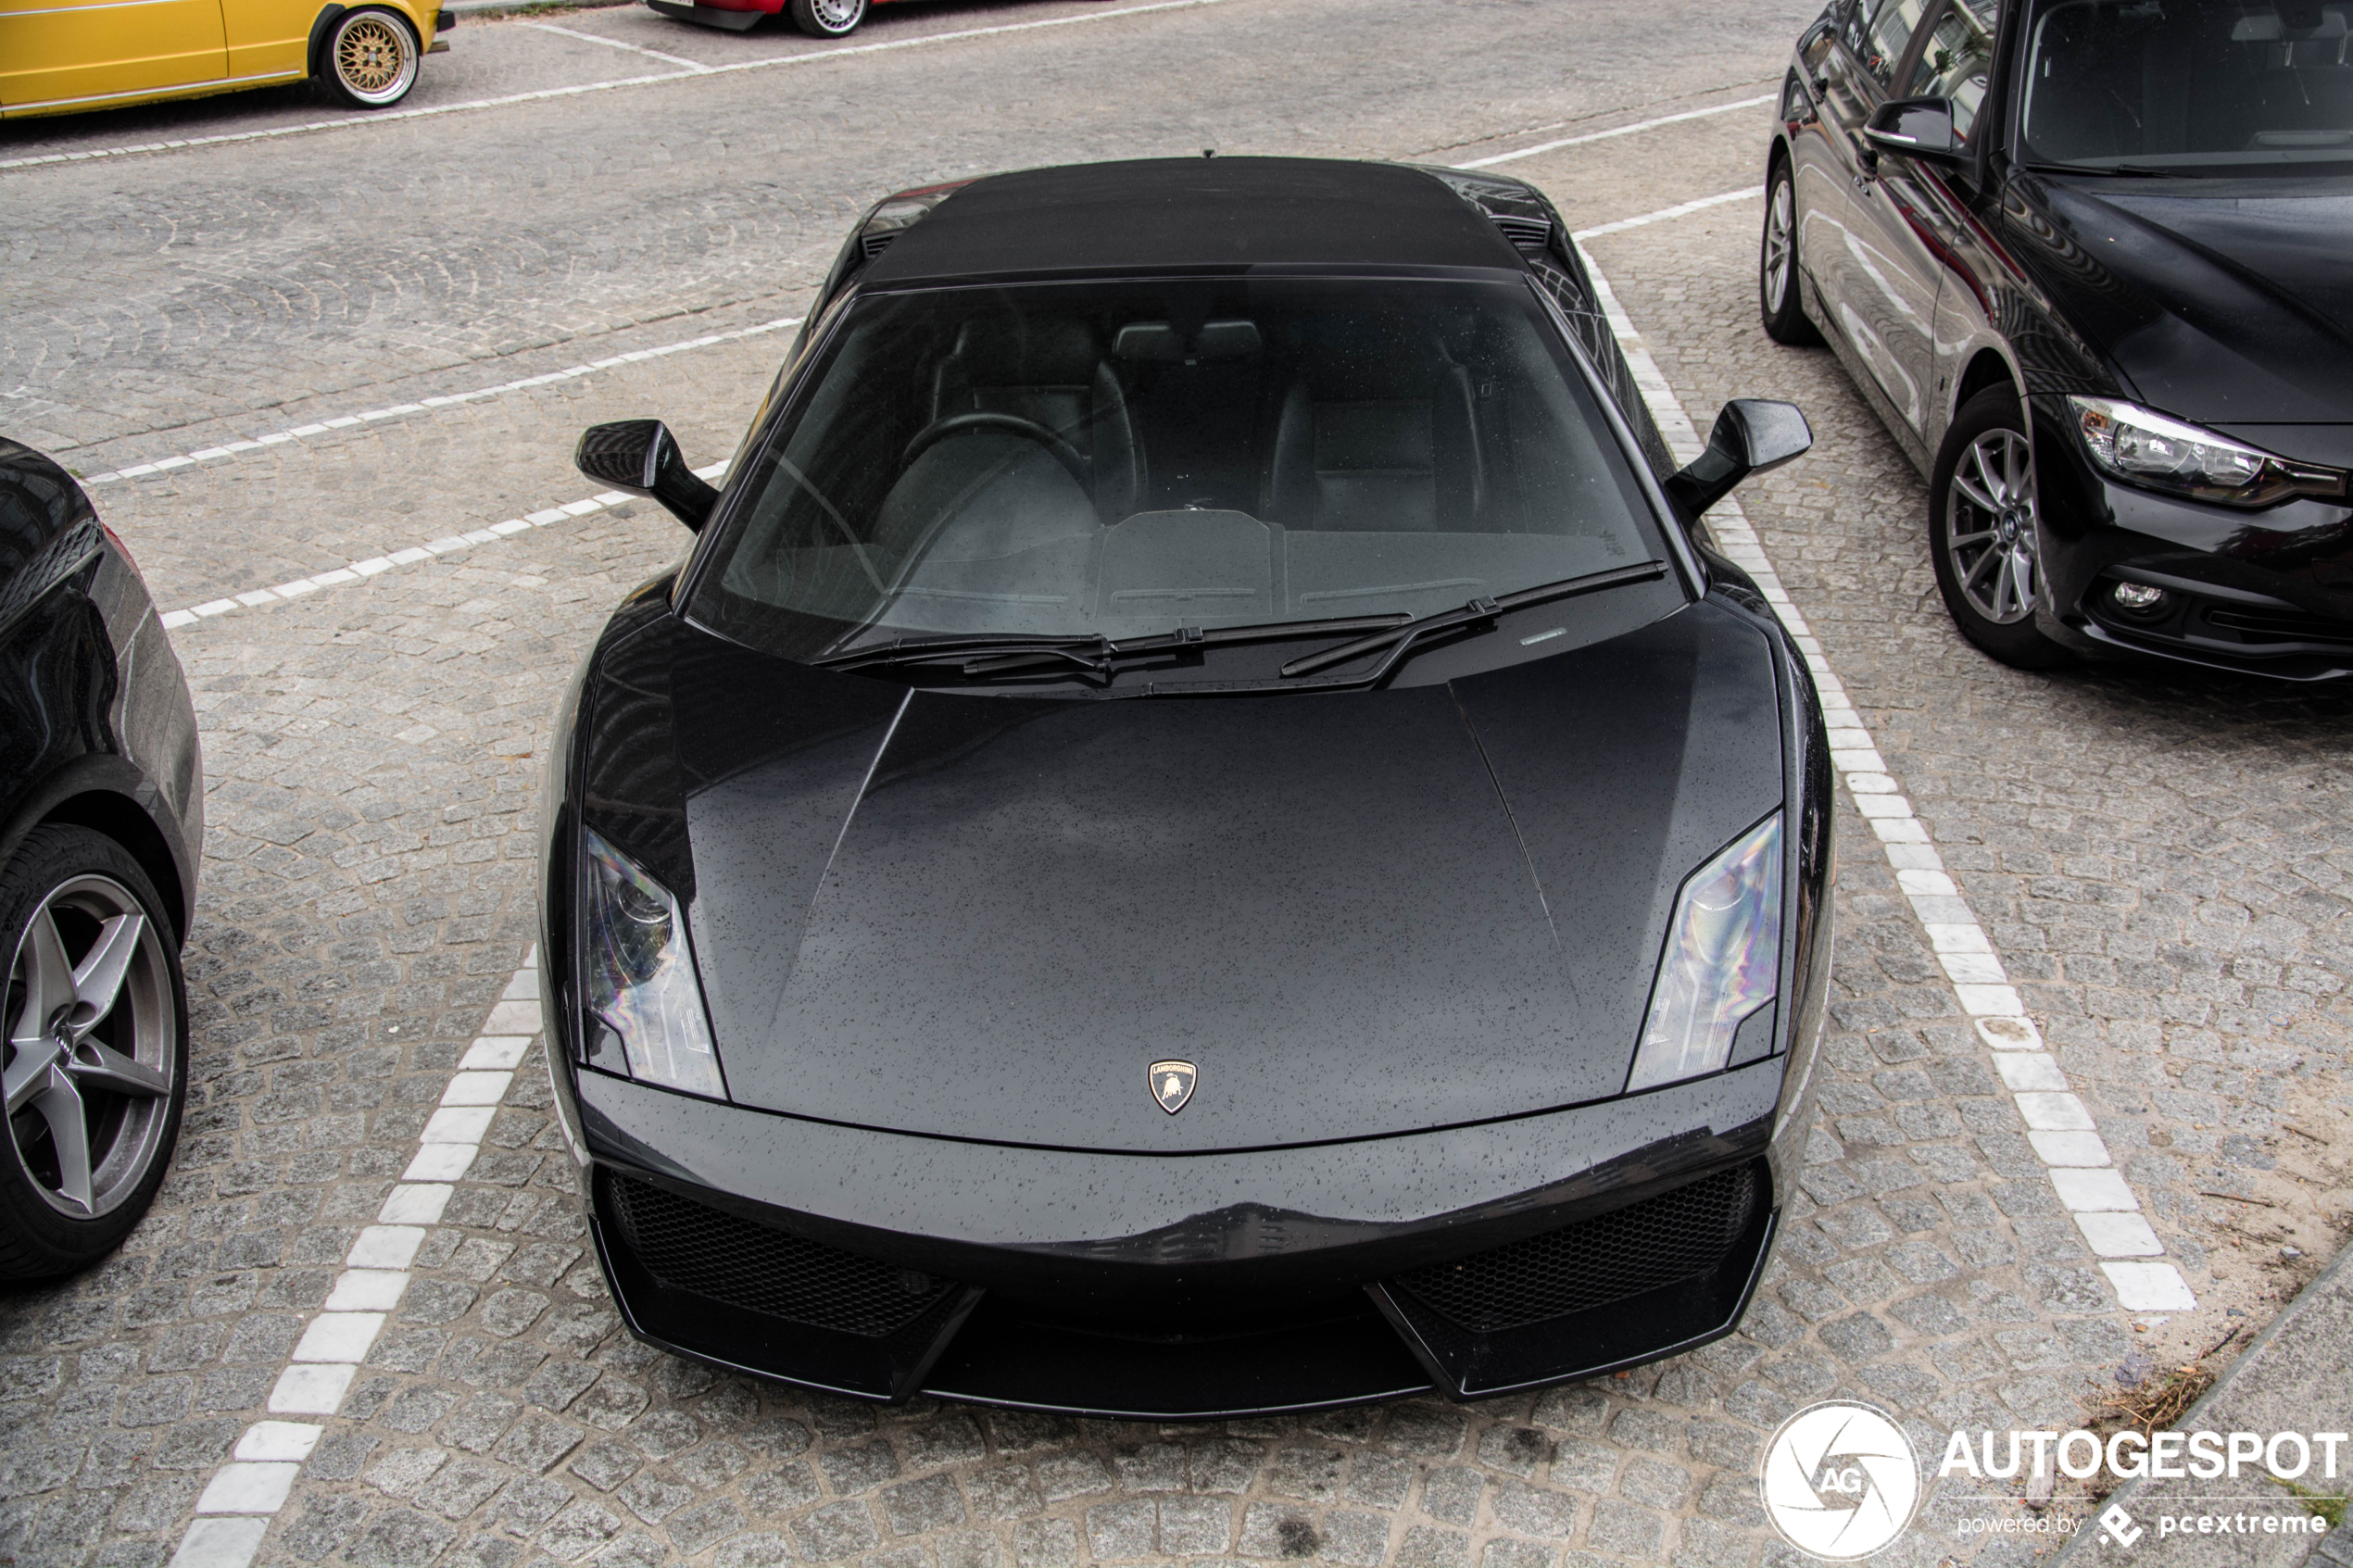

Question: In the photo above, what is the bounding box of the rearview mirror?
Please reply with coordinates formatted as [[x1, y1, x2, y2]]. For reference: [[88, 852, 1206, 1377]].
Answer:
[[1863, 95, 1964, 163], [1664, 399, 1813, 517], [575, 419, 718, 533]]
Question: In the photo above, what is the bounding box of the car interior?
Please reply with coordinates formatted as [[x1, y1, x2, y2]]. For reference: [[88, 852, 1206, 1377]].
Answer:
[[2021, 0, 2353, 163], [712, 283, 1656, 643]]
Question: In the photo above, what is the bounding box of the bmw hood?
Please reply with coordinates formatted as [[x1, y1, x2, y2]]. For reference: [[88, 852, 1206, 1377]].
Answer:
[[2023, 176, 2353, 444], [577, 601, 1786, 1153]]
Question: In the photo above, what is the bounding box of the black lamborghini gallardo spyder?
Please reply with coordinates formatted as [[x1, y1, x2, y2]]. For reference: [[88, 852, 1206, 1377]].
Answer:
[[539, 157, 1834, 1418]]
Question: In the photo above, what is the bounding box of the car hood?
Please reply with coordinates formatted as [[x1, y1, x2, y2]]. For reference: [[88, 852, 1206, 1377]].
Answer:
[[2019, 175, 2353, 444], [586, 602, 1784, 1153]]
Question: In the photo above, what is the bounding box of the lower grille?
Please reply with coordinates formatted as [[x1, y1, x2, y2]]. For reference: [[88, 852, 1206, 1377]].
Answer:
[[2200, 605, 2353, 646], [1390, 1165, 1762, 1335], [607, 1173, 958, 1338]]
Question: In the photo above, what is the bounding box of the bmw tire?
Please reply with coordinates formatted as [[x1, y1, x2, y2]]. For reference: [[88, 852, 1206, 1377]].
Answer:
[[322, 6, 422, 108], [787, 0, 865, 35], [1759, 157, 1820, 346], [1930, 386, 2071, 670], [0, 826, 189, 1280]]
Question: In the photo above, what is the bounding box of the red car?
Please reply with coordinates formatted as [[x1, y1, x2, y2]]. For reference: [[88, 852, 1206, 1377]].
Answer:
[[645, 0, 912, 37]]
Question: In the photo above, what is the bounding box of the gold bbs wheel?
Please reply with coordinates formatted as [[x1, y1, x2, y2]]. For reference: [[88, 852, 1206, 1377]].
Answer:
[[325, 7, 420, 108]]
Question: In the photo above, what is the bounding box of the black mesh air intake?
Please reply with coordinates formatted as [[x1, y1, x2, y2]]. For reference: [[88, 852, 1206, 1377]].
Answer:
[[1390, 1164, 1762, 1334], [607, 1173, 959, 1338]]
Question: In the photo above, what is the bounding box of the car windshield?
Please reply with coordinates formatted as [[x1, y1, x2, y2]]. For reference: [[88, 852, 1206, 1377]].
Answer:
[[684, 276, 1664, 662], [2020, 0, 2353, 170]]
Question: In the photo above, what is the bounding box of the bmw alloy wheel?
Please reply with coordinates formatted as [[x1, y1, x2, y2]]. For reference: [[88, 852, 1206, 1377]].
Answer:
[[1762, 178, 1795, 316], [1944, 427, 2041, 625], [5, 872, 177, 1222], [327, 9, 420, 107]]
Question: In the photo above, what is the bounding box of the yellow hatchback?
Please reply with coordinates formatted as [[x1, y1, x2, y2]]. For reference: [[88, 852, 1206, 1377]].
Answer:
[[1, 0, 444, 118]]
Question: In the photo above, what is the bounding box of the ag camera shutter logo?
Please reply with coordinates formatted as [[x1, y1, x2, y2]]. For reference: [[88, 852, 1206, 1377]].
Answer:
[[1760, 1399, 1923, 1560]]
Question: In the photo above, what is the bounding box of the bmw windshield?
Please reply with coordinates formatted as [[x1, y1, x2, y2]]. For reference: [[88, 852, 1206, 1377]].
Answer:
[[2020, 0, 2353, 172], [683, 277, 1674, 671]]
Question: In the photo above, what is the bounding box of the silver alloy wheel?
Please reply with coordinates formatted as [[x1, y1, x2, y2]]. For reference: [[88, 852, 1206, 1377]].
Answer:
[[4, 875, 176, 1219], [1763, 176, 1796, 314], [1945, 428, 2042, 626], [805, 0, 863, 30], [330, 9, 419, 107]]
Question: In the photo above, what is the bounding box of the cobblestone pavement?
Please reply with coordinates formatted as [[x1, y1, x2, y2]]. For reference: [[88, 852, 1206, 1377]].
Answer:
[[5, 2, 2352, 1562], [2, 0, 1804, 460]]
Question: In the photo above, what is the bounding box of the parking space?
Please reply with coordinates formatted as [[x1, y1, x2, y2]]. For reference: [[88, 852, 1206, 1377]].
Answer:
[[4, 0, 2350, 1562]]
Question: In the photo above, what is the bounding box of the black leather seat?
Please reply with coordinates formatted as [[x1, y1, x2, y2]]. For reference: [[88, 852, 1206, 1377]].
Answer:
[[1260, 320, 1485, 532], [930, 318, 1139, 521]]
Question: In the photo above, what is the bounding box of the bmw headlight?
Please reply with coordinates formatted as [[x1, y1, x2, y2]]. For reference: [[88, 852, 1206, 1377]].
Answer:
[[1627, 814, 1782, 1094], [2069, 396, 2345, 508], [580, 827, 726, 1101]]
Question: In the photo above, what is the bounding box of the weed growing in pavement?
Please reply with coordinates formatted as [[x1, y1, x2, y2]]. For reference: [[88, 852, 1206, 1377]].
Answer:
[[2273, 1477, 2349, 1528]]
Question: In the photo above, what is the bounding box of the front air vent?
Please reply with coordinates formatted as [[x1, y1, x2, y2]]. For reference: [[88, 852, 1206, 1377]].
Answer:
[[2199, 604, 2353, 647], [606, 1173, 960, 1338], [1390, 1164, 1761, 1334], [1490, 215, 1552, 255], [860, 230, 899, 260]]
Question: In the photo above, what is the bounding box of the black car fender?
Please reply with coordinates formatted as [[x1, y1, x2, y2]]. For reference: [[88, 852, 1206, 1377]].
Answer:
[[307, 5, 348, 79], [0, 755, 194, 946]]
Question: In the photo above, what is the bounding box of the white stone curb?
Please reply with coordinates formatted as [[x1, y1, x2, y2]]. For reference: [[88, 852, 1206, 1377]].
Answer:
[[166, 957, 544, 1568], [156, 462, 729, 633], [1570, 233, 2196, 1317]]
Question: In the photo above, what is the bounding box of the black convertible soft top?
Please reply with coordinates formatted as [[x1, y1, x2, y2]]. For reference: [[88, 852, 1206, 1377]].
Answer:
[[860, 157, 1528, 283]]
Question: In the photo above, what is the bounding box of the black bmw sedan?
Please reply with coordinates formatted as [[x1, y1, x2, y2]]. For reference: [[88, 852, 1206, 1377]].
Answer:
[[2, 437, 203, 1278], [542, 157, 1834, 1418], [1763, 0, 2353, 675]]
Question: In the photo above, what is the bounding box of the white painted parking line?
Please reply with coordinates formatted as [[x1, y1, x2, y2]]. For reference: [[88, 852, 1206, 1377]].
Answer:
[[1571, 231, 2197, 1317], [1457, 93, 1779, 169], [0, 0, 1244, 173], [1570, 185, 1764, 241], [165, 951, 544, 1568], [155, 467, 724, 632], [526, 18, 714, 69], [82, 319, 799, 486]]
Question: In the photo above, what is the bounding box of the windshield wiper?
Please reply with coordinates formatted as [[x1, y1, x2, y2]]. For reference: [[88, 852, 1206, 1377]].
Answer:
[[1277, 560, 1669, 684], [2024, 159, 2184, 178], [813, 562, 1667, 686], [812, 614, 1415, 679]]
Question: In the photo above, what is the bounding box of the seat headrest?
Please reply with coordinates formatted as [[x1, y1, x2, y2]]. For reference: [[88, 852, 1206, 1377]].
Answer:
[[950, 318, 1104, 386]]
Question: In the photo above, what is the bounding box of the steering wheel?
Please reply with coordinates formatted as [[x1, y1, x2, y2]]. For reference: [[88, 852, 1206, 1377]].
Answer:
[[900, 412, 1089, 488]]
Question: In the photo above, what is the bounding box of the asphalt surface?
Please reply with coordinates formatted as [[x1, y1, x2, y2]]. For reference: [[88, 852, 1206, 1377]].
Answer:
[[3, 2, 2351, 1565]]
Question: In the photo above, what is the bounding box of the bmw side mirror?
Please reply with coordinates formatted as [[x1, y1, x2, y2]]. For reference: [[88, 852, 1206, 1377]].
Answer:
[[1863, 95, 1964, 164], [575, 419, 718, 533], [1665, 399, 1813, 517]]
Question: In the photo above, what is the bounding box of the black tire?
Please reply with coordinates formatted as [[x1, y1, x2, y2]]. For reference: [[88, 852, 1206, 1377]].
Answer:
[[0, 825, 188, 1280], [1759, 156, 1821, 346], [787, 0, 865, 36], [320, 6, 421, 109], [1930, 386, 2071, 670]]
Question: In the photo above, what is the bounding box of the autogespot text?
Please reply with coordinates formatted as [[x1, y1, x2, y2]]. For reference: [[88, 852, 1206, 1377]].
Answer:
[[1938, 1427, 2350, 1483]]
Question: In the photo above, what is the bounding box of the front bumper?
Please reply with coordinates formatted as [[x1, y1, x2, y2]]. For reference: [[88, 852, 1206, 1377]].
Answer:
[[645, 0, 773, 27], [2030, 398, 2353, 679], [556, 1057, 1808, 1419]]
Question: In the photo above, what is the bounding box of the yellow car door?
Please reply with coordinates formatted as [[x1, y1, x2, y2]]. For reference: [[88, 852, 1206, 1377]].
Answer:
[[219, 0, 317, 81], [0, 0, 230, 114]]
